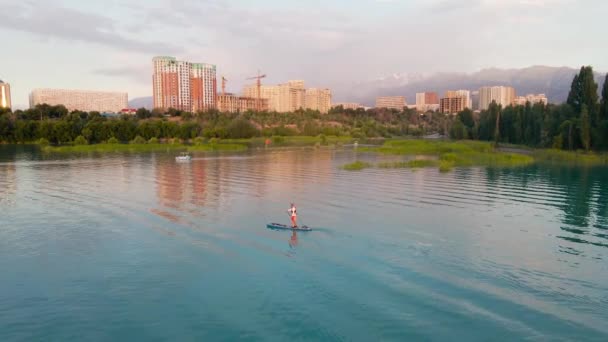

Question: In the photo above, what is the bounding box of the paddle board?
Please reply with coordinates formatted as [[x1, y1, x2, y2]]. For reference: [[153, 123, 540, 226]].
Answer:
[[266, 223, 312, 231]]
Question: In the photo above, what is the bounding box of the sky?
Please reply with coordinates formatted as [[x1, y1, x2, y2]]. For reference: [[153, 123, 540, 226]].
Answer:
[[1, 0, 607, 108]]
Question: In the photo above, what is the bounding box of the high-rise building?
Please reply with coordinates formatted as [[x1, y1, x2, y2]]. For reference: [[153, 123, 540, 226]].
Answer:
[[513, 93, 548, 106], [415, 92, 439, 111], [153, 56, 217, 112], [243, 80, 315, 113], [29, 88, 128, 113], [479, 86, 516, 110], [243, 85, 281, 112], [280, 80, 305, 112], [305, 88, 332, 114], [445, 90, 472, 109], [471, 91, 480, 111], [376, 96, 406, 110], [0, 80, 10, 109], [440, 96, 466, 114]]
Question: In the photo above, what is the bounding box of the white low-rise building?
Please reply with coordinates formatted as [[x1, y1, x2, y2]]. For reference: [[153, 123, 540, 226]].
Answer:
[[30, 88, 128, 113]]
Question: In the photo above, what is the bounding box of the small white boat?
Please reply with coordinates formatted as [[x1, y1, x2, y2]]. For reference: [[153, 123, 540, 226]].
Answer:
[[175, 152, 192, 162]]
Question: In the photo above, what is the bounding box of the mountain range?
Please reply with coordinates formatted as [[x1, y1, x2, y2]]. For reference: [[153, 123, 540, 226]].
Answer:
[[129, 66, 606, 109], [340, 66, 606, 106]]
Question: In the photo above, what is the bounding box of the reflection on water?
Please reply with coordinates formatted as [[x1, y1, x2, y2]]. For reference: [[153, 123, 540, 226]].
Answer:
[[289, 230, 298, 248], [0, 164, 16, 206], [482, 165, 608, 257], [1, 146, 608, 340]]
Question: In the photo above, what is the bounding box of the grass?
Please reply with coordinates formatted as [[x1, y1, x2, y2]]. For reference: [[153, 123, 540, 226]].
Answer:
[[187, 143, 247, 152], [222, 135, 353, 147], [342, 161, 373, 171], [43, 142, 247, 153], [533, 149, 608, 165], [377, 159, 438, 169], [363, 139, 494, 155], [438, 160, 455, 173], [347, 139, 534, 172]]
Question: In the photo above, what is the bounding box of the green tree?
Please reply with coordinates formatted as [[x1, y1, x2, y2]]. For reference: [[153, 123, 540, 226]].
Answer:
[[130, 135, 146, 144], [567, 74, 582, 112], [599, 74, 608, 122], [580, 105, 591, 151], [74, 135, 88, 145], [568, 66, 599, 120], [450, 118, 467, 140], [457, 108, 475, 129], [565, 68, 599, 149], [227, 118, 259, 139], [136, 108, 151, 119], [559, 119, 576, 151]]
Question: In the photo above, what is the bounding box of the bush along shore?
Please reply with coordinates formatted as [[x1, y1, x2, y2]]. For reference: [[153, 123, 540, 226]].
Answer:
[[38, 136, 248, 153], [37, 134, 357, 153]]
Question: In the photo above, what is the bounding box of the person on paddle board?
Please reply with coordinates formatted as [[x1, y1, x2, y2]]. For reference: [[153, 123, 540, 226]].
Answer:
[[287, 203, 297, 228]]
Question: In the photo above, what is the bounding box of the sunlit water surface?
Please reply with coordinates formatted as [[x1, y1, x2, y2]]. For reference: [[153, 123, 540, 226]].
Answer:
[[1, 145, 607, 341]]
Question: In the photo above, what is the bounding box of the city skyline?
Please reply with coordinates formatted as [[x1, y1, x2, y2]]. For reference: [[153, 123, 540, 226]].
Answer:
[[2, 0, 608, 108]]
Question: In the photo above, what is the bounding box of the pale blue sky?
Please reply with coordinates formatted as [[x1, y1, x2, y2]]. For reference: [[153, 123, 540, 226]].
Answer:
[[1, 0, 607, 108]]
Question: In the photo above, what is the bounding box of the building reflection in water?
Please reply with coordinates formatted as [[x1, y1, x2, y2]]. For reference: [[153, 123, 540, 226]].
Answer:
[[0, 164, 17, 206], [151, 151, 333, 225]]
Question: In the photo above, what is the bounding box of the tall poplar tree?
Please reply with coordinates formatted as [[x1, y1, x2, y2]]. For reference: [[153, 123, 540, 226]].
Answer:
[[580, 105, 591, 151], [600, 73, 608, 121]]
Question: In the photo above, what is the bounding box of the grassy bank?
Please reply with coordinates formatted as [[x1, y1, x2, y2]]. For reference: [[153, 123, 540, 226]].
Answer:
[[342, 161, 373, 171], [533, 149, 608, 165], [350, 140, 534, 172], [222, 135, 354, 147], [43, 142, 247, 153], [377, 159, 438, 169]]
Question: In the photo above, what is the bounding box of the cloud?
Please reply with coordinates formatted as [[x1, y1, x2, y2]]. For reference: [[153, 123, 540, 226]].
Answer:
[[429, 0, 483, 13], [0, 1, 181, 54], [92, 65, 150, 85]]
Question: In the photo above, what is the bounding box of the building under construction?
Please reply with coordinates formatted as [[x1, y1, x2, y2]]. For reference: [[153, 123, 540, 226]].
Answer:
[[217, 94, 269, 113]]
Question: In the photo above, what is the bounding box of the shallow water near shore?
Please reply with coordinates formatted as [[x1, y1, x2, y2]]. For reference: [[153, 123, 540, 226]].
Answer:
[[1, 145, 607, 341]]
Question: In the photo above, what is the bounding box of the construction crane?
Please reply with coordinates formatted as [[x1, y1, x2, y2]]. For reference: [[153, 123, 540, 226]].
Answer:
[[221, 76, 227, 96], [246, 70, 266, 112]]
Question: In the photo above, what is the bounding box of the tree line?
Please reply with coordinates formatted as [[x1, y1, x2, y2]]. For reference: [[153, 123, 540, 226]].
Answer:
[[449, 66, 608, 151], [0, 101, 443, 144], [1, 66, 605, 149]]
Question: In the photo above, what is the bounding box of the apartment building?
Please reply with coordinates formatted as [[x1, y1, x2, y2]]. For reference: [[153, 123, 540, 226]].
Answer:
[[29, 88, 128, 113], [479, 86, 516, 110], [243, 80, 329, 113], [305, 88, 332, 114], [415, 92, 440, 112], [332, 102, 364, 110], [0, 80, 11, 109], [440, 97, 466, 114], [376, 96, 406, 110], [153, 56, 217, 112], [513, 93, 548, 106]]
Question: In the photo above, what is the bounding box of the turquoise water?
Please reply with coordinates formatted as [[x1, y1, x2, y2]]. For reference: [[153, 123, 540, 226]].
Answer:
[[1, 145, 607, 341]]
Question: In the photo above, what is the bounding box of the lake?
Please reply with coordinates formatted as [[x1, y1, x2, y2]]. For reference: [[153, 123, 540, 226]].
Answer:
[[1, 145, 607, 341]]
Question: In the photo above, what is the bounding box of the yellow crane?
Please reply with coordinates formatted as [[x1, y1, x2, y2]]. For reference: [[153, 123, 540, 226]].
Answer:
[[221, 76, 227, 95], [246, 70, 267, 112]]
